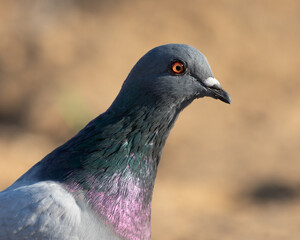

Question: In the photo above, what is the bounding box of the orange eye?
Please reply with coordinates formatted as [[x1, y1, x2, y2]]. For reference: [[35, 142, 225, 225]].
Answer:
[[171, 61, 185, 74]]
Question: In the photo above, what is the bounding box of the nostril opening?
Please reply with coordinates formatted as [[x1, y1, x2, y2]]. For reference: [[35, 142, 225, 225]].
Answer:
[[210, 84, 222, 90]]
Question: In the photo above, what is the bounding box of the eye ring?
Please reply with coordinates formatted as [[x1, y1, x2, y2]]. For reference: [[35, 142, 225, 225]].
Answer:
[[170, 60, 186, 75]]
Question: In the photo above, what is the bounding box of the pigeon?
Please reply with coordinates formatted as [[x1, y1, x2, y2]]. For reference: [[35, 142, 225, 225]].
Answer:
[[0, 44, 231, 240]]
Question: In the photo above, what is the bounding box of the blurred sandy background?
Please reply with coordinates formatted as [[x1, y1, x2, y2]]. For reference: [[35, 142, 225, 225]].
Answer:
[[0, 0, 300, 239]]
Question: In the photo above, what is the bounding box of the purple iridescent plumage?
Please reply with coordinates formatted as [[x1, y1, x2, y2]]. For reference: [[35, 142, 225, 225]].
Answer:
[[67, 166, 153, 240]]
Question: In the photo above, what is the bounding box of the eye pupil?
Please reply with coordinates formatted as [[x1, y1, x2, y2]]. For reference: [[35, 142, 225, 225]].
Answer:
[[176, 65, 181, 71]]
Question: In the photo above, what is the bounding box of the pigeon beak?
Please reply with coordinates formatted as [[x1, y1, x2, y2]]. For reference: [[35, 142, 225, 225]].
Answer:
[[207, 87, 231, 104], [203, 77, 232, 104]]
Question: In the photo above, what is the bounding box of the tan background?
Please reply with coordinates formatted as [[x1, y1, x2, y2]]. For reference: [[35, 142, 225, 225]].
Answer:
[[1, 0, 300, 239]]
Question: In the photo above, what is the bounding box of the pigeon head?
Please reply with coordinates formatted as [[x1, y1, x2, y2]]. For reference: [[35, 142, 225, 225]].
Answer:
[[110, 44, 231, 113]]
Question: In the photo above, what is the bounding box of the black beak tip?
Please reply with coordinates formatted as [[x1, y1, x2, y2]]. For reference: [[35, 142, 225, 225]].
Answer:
[[222, 92, 232, 104], [210, 88, 232, 105]]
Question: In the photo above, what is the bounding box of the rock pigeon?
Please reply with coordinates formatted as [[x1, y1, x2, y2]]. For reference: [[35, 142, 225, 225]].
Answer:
[[0, 44, 231, 240]]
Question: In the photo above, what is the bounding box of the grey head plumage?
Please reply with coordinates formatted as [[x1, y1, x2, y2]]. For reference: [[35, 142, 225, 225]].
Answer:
[[0, 44, 231, 240], [110, 44, 230, 115]]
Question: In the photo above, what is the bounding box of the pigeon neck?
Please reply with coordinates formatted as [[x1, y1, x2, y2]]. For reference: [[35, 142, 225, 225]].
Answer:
[[36, 99, 190, 240], [77, 103, 183, 240]]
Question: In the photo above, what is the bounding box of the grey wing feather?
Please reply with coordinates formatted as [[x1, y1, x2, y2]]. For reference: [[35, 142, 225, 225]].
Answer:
[[0, 181, 81, 240], [0, 181, 120, 240]]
